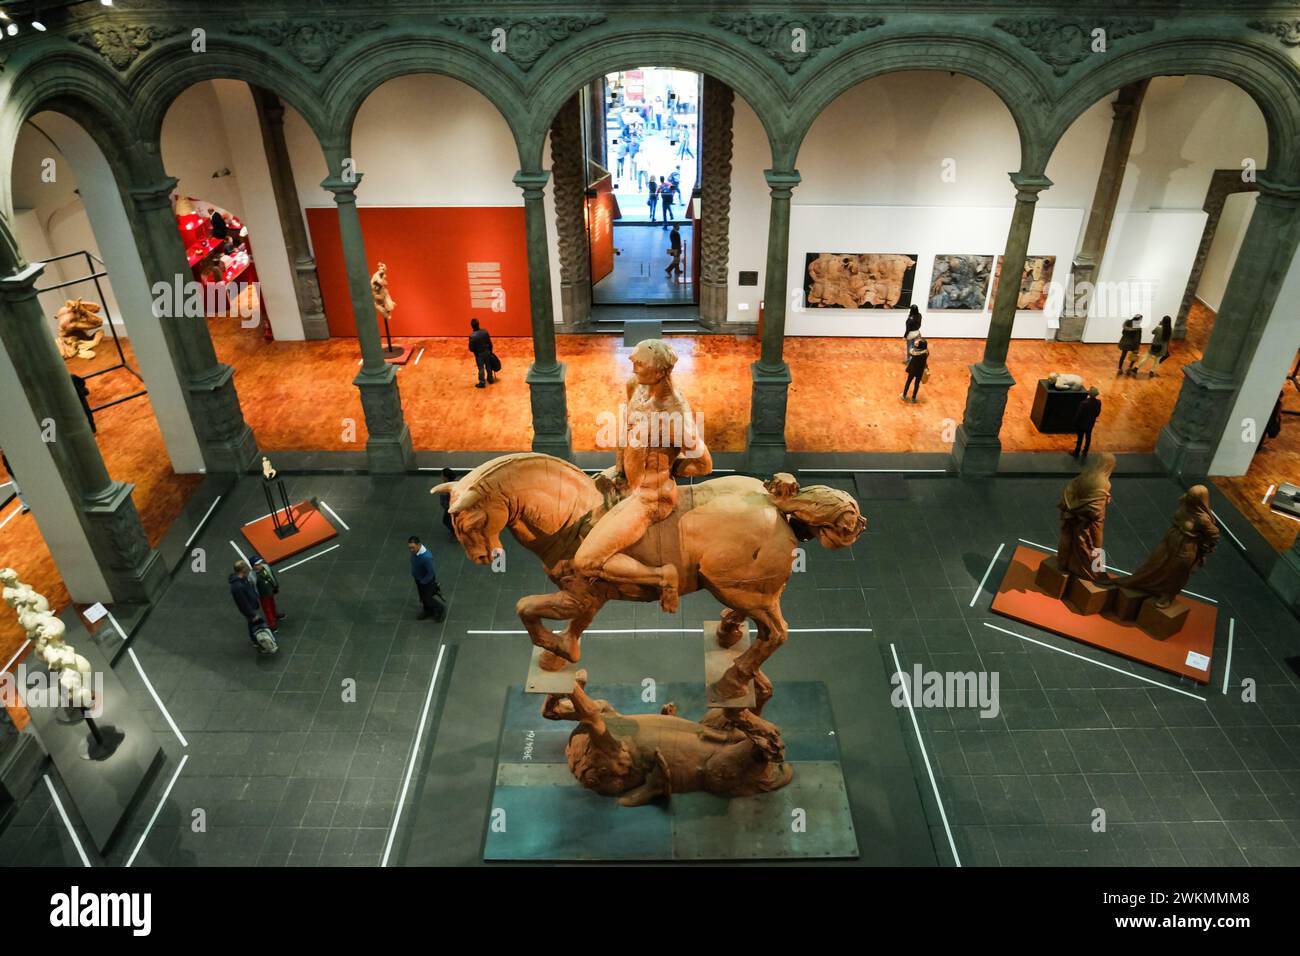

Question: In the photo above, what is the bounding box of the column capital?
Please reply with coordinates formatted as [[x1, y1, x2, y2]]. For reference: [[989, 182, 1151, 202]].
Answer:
[[1009, 171, 1053, 201], [320, 173, 363, 203], [514, 170, 551, 198], [764, 169, 801, 196], [128, 176, 180, 211], [1255, 174, 1300, 204], [0, 261, 46, 300]]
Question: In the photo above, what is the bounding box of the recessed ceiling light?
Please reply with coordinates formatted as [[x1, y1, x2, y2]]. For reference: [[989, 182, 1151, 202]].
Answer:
[[6, 23, 16, 35], [32, 21, 46, 32]]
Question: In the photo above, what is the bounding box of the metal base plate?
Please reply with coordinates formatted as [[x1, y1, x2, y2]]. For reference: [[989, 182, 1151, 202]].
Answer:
[[703, 620, 755, 708], [524, 643, 582, 694]]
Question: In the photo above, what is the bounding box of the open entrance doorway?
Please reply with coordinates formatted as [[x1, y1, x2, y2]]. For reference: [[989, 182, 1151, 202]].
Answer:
[[588, 68, 701, 312]]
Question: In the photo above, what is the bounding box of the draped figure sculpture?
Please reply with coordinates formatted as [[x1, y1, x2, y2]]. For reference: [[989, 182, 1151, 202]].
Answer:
[[1055, 453, 1115, 581], [1116, 485, 1219, 607]]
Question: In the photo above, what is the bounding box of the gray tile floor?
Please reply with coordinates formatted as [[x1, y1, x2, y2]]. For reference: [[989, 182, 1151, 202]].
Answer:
[[1, 472, 1298, 866]]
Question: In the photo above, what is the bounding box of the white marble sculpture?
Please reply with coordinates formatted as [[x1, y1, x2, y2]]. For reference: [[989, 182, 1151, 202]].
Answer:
[[1047, 372, 1086, 390], [0, 568, 94, 711]]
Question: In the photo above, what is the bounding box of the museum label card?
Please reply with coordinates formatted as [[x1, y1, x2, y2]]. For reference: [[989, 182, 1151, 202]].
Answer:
[[1184, 651, 1210, 671], [83, 602, 108, 624]]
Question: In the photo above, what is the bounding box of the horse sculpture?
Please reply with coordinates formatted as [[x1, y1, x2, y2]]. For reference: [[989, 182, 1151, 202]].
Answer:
[[432, 453, 866, 709]]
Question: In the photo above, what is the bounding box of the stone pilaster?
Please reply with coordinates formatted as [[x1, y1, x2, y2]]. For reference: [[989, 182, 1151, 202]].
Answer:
[[321, 169, 415, 472], [0, 262, 165, 603], [1157, 175, 1300, 478], [549, 96, 592, 330], [743, 170, 799, 474], [953, 172, 1052, 476], [127, 172, 259, 473], [1172, 170, 1260, 340], [253, 88, 329, 340], [1058, 81, 1147, 342], [516, 170, 572, 458], [699, 77, 735, 329]]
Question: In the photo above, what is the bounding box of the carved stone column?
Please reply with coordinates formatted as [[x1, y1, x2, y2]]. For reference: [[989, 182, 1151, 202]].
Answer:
[[516, 170, 572, 458], [126, 169, 259, 474], [699, 77, 735, 330], [1157, 175, 1300, 478], [1058, 81, 1147, 342], [1172, 170, 1261, 340], [0, 261, 165, 603], [744, 169, 799, 475], [253, 87, 329, 340], [320, 168, 415, 472], [550, 96, 591, 330], [953, 172, 1052, 477]]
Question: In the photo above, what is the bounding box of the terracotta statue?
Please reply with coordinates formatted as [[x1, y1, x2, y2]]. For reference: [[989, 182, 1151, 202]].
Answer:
[[370, 262, 395, 319], [542, 670, 792, 804], [584, 339, 711, 614], [1115, 485, 1219, 607], [1055, 453, 1115, 581], [55, 299, 104, 360], [433, 457, 865, 706]]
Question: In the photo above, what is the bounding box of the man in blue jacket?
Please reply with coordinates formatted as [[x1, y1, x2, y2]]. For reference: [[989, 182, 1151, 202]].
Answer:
[[228, 560, 262, 644], [408, 536, 442, 621]]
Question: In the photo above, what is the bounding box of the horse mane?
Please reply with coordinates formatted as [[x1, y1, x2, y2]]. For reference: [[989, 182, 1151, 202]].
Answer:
[[457, 453, 594, 504]]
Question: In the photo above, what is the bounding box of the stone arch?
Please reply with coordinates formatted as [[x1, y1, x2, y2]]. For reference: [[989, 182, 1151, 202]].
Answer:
[[787, 32, 1052, 173], [321, 35, 528, 159], [1044, 39, 1300, 183], [521, 31, 792, 172], [128, 35, 334, 153]]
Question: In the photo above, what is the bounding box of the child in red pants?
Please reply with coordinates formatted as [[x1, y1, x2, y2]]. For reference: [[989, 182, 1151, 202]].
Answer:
[[252, 557, 285, 630]]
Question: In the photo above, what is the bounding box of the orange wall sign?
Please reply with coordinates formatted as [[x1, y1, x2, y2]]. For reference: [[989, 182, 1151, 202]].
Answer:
[[305, 206, 533, 338]]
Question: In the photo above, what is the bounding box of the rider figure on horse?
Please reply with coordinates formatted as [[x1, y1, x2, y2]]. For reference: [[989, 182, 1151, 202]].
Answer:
[[574, 339, 712, 612]]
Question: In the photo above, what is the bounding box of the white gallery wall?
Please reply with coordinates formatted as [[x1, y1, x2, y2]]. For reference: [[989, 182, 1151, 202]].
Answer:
[[1197, 191, 1257, 312], [726, 71, 1268, 340], [281, 73, 562, 330]]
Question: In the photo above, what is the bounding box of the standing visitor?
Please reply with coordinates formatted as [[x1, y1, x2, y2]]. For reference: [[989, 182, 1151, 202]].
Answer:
[[658, 177, 675, 226], [251, 556, 284, 631], [665, 224, 683, 278], [646, 177, 659, 222], [904, 305, 922, 363], [1, 451, 29, 514], [1131, 315, 1172, 377], [1117, 315, 1143, 374], [902, 337, 930, 403], [469, 318, 495, 388], [228, 560, 265, 647], [408, 536, 443, 622], [1072, 387, 1102, 459]]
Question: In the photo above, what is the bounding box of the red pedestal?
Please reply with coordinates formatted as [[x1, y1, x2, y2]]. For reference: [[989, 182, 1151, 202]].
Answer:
[[241, 500, 338, 564]]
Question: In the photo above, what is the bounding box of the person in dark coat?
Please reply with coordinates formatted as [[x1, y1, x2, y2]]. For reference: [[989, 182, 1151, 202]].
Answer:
[[665, 224, 683, 277], [1072, 387, 1102, 459], [904, 305, 922, 363], [1117, 315, 1143, 374], [658, 176, 675, 226], [439, 467, 456, 538], [228, 560, 263, 645], [646, 179, 659, 222], [408, 536, 442, 621], [902, 337, 929, 403], [469, 318, 495, 388]]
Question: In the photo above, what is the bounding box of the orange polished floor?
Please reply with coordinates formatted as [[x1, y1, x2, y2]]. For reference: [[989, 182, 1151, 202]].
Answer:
[[211, 303, 1210, 457]]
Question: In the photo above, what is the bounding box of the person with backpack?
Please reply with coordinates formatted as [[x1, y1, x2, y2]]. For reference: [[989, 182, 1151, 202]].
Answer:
[[1117, 314, 1143, 374], [251, 556, 285, 631], [658, 176, 675, 227], [469, 317, 495, 388]]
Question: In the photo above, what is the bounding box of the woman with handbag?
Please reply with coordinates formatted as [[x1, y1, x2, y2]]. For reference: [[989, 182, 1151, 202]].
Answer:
[[902, 337, 930, 404], [1131, 314, 1173, 377]]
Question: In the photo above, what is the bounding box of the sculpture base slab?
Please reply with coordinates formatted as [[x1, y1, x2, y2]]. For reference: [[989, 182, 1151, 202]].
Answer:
[[240, 498, 339, 564], [524, 644, 583, 694], [1137, 599, 1190, 640], [991, 546, 1216, 684], [1063, 576, 1112, 616], [382, 345, 412, 365], [1033, 556, 1069, 599], [484, 681, 859, 861], [1111, 587, 1147, 622], [703, 620, 755, 708]]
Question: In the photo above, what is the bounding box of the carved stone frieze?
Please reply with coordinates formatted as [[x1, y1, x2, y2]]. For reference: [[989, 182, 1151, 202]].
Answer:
[[713, 14, 884, 74], [994, 18, 1155, 75], [230, 21, 388, 71], [442, 16, 607, 69]]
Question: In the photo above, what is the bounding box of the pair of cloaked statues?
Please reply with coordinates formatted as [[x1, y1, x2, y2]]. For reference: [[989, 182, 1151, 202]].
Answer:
[[1054, 452, 1219, 611], [434, 339, 867, 805]]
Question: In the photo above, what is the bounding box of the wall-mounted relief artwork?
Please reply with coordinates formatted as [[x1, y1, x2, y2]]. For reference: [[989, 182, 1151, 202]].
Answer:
[[990, 254, 1057, 311], [804, 252, 918, 309], [928, 254, 994, 310]]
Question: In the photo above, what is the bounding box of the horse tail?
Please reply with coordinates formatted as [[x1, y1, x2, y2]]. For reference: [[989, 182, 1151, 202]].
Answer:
[[763, 473, 867, 550]]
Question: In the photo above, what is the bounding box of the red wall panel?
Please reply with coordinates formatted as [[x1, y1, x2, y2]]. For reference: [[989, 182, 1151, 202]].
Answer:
[[305, 206, 533, 338]]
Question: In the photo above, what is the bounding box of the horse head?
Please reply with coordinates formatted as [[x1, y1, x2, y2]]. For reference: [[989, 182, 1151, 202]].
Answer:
[[430, 480, 507, 566]]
